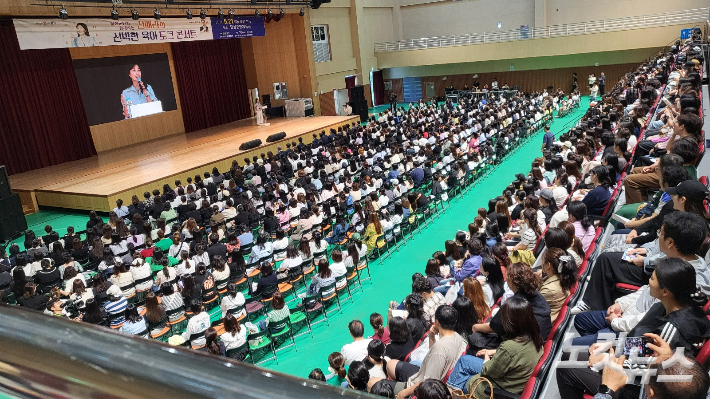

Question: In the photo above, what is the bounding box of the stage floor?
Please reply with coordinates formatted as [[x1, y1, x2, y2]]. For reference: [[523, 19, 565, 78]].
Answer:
[[10, 115, 360, 213]]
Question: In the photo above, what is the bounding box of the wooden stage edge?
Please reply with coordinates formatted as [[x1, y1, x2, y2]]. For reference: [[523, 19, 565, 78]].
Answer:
[[11, 116, 361, 213]]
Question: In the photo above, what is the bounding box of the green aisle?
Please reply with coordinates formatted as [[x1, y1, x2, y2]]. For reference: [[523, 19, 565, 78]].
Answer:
[[263, 99, 589, 376], [4, 98, 588, 378]]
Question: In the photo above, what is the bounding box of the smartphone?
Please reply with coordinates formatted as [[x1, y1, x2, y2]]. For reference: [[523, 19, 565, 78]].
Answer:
[[622, 336, 653, 357]]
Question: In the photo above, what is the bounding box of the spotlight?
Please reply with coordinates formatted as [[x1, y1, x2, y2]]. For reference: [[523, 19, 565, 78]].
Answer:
[[218, 8, 224, 19], [131, 9, 139, 20], [255, 9, 260, 17], [153, 7, 161, 20], [250, 0, 257, 4], [267, 9, 273, 18], [58, 6, 68, 20], [299, 8, 305, 17], [110, 7, 119, 20], [186, 9, 193, 19], [200, 8, 207, 20], [279, 8, 285, 18], [228, 8, 235, 18]]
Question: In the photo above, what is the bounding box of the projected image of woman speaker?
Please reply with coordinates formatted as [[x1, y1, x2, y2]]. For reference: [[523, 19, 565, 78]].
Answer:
[[121, 64, 158, 119]]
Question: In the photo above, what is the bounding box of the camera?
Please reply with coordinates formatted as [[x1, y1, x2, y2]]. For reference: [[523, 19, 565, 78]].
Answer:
[[63, 297, 85, 319]]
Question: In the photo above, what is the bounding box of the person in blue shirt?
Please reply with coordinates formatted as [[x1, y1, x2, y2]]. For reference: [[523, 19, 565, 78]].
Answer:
[[541, 125, 554, 150], [580, 165, 612, 217], [121, 64, 158, 119], [410, 164, 424, 187]]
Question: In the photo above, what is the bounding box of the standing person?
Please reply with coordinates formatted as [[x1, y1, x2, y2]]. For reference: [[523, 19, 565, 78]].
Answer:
[[389, 93, 398, 112], [598, 72, 605, 96], [571, 73, 578, 93], [344, 103, 353, 116], [121, 64, 158, 119], [541, 125, 554, 151], [254, 99, 265, 125]]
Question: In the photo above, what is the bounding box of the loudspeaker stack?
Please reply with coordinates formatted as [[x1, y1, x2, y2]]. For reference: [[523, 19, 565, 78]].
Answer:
[[0, 165, 27, 242], [349, 86, 368, 122]]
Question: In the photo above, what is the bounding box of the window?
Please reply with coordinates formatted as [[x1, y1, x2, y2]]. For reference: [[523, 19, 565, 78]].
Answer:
[[311, 25, 331, 63]]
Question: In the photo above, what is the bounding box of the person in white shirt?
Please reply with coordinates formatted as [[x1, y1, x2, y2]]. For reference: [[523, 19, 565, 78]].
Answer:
[[168, 233, 190, 258], [220, 283, 246, 319], [130, 258, 153, 292], [220, 313, 248, 352], [340, 320, 372, 366], [329, 250, 348, 288], [182, 300, 210, 349]]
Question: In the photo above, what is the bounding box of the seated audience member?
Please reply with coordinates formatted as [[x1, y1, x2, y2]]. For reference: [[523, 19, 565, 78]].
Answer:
[[220, 314, 248, 356], [257, 291, 290, 333], [220, 282, 246, 319], [252, 261, 277, 298], [539, 248, 577, 321], [447, 296, 543, 396], [119, 304, 148, 337], [104, 285, 128, 327], [411, 277, 447, 325], [384, 316, 416, 361], [576, 165, 612, 217], [370, 380, 395, 398], [346, 361, 371, 392], [414, 379, 452, 399], [204, 327, 226, 357], [364, 340, 388, 379], [306, 259, 335, 297], [558, 258, 710, 398], [461, 277, 491, 323], [182, 299, 210, 349], [567, 201, 596, 252], [325, 352, 348, 387], [469, 263, 551, 352], [17, 282, 48, 311], [370, 312, 390, 344], [475, 256, 505, 308], [341, 320, 373, 366], [369, 305, 466, 397], [572, 212, 709, 315], [308, 368, 326, 382]]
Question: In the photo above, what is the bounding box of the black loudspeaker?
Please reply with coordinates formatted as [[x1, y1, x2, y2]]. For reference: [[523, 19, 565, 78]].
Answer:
[[262, 94, 271, 106], [311, 0, 331, 10], [0, 166, 11, 199], [0, 194, 27, 242], [350, 85, 365, 101], [239, 139, 263, 151], [351, 100, 368, 114], [266, 132, 286, 142]]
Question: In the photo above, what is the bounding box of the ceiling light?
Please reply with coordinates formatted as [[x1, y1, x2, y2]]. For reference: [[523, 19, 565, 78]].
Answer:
[[255, 9, 261, 17], [217, 8, 224, 19], [200, 9, 207, 20], [228, 9, 235, 18], [58, 6, 68, 20], [186, 9, 193, 19], [153, 8, 161, 20], [110, 7, 119, 20], [267, 9, 273, 18], [279, 8, 285, 18], [299, 8, 305, 17], [131, 9, 139, 20]]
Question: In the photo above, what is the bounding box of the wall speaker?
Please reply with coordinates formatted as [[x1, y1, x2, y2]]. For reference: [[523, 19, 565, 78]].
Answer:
[[266, 132, 287, 142], [239, 139, 263, 150], [350, 85, 365, 101], [0, 194, 27, 242]]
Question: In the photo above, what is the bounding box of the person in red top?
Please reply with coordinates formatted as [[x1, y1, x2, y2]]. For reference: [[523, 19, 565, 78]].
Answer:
[[370, 312, 391, 344]]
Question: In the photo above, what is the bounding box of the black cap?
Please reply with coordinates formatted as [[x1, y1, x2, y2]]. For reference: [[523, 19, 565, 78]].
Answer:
[[665, 180, 709, 201]]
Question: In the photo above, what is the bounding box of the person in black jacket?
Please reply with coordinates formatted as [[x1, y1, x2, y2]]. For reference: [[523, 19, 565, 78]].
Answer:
[[17, 282, 48, 311], [34, 259, 61, 294], [557, 258, 710, 399], [206, 233, 227, 261], [252, 261, 277, 298]]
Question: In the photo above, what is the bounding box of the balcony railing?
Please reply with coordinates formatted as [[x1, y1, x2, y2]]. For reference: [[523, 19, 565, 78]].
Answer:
[[374, 7, 709, 53]]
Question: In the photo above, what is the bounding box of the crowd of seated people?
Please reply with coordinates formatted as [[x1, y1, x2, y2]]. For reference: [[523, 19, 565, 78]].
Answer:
[[0, 32, 707, 399]]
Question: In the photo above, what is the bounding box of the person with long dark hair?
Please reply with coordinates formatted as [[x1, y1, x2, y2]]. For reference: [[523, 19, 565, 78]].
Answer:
[[477, 256, 505, 307], [119, 303, 147, 337], [448, 296, 543, 396], [566, 201, 595, 252], [204, 327, 226, 356], [558, 258, 710, 399], [384, 317, 415, 361], [576, 165, 611, 217]]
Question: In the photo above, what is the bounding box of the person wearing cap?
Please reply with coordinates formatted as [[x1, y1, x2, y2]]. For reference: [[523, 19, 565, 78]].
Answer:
[[665, 180, 710, 224], [560, 141, 573, 161], [539, 188, 557, 225], [103, 284, 127, 327]]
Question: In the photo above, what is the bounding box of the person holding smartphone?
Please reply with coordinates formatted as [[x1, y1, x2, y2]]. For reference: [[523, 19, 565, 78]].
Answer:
[[557, 258, 710, 399]]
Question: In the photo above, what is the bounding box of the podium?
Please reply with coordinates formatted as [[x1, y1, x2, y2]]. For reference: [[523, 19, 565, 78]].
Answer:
[[129, 101, 163, 118]]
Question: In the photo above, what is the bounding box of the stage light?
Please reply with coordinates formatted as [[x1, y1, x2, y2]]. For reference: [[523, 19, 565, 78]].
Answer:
[[131, 9, 139, 20], [186, 9, 193, 19], [58, 6, 68, 20], [200, 8, 207, 19], [299, 8, 305, 17], [228, 8, 235, 18], [255, 9, 260, 17], [250, 0, 257, 4], [279, 8, 285, 18], [217, 8, 224, 19], [110, 7, 119, 20], [153, 8, 161, 20], [267, 9, 273, 18]]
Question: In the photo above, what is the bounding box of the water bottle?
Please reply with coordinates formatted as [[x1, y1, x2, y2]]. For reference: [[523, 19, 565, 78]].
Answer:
[[126, 97, 133, 118]]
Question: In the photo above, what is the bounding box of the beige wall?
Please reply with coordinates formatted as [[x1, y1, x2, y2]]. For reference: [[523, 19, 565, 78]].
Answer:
[[545, 0, 710, 26], [310, 2, 358, 93], [376, 23, 702, 69], [399, 0, 536, 40]]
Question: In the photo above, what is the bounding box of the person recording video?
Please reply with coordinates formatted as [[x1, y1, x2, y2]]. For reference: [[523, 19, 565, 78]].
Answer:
[[121, 64, 158, 119]]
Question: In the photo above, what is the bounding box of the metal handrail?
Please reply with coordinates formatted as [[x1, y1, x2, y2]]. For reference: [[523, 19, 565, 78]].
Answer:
[[0, 305, 367, 399], [374, 7, 710, 53]]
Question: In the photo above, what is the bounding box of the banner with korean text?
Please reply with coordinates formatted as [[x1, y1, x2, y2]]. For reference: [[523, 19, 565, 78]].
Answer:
[[13, 16, 265, 50]]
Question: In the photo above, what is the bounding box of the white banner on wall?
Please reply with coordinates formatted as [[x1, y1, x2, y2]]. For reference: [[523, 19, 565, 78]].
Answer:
[[13, 17, 265, 50]]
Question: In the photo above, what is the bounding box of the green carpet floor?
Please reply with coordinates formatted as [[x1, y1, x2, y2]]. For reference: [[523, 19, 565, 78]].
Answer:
[[6, 98, 588, 378]]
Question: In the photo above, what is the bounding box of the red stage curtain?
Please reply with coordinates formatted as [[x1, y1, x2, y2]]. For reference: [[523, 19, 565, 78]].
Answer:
[[345, 75, 356, 101], [0, 21, 96, 176], [171, 38, 251, 133], [371, 70, 385, 106]]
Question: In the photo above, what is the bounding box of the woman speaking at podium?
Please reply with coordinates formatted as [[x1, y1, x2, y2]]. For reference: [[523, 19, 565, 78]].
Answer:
[[121, 64, 158, 119]]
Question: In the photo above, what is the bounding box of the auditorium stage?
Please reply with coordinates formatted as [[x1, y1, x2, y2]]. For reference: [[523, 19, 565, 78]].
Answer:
[[10, 115, 361, 213]]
